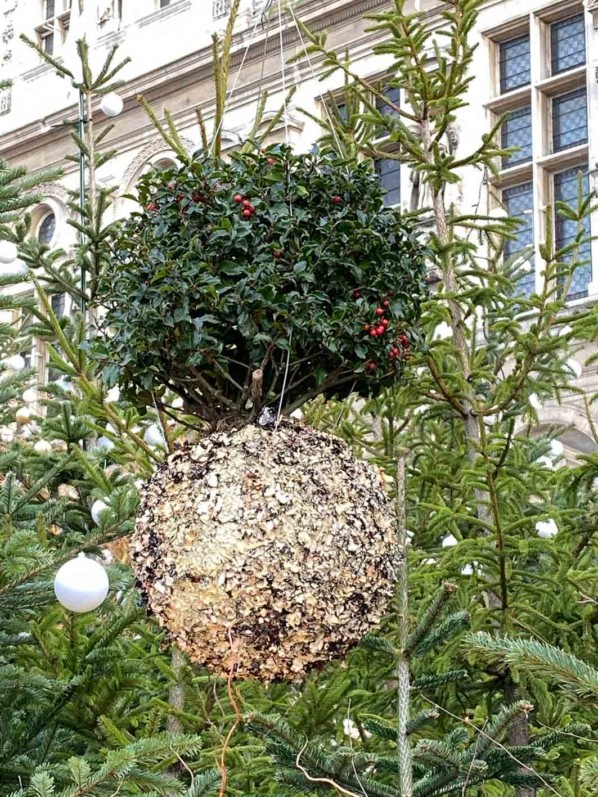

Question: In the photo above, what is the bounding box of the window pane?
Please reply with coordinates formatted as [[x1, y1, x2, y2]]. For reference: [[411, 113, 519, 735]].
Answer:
[[377, 86, 400, 118], [504, 182, 535, 295], [499, 34, 530, 93], [45, 0, 55, 18], [501, 105, 532, 167], [42, 32, 54, 55], [553, 88, 587, 152], [51, 293, 65, 317], [555, 166, 591, 300], [160, 0, 172, 6], [38, 212, 56, 244], [375, 157, 400, 207], [551, 14, 585, 75]]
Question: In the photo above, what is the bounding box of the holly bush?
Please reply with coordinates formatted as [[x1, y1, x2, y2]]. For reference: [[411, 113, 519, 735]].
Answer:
[[95, 145, 427, 425]]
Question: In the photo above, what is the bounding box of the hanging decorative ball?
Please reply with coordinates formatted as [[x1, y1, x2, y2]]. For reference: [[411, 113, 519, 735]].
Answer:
[[33, 439, 52, 454], [54, 552, 109, 613], [0, 240, 18, 264], [535, 455, 554, 470], [58, 483, 79, 500], [15, 406, 32, 425], [549, 439, 564, 460], [441, 533, 458, 548], [106, 385, 120, 402], [3, 354, 26, 372], [0, 427, 14, 443], [50, 438, 68, 453], [22, 388, 37, 404], [91, 499, 109, 524], [0, 259, 28, 276], [535, 518, 558, 539], [143, 424, 165, 447], [131, 421, 397, 681], [96, 436, 115, 452], [100, 92, 124, 117]]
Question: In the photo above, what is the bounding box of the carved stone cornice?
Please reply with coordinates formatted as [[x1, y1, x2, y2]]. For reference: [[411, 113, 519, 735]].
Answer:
[[121, 137, 195, 189]]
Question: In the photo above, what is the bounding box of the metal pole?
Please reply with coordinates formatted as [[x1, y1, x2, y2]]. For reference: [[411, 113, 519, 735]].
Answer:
[[78, 86, 86, 315]]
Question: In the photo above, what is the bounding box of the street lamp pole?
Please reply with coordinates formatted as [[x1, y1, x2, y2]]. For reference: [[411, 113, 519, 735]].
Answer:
[[78, 86, 87, 315]]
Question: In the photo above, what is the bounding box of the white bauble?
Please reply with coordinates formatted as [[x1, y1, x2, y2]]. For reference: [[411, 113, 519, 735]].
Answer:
[[106, 386, 120, 402], [54, 553, 109, 613], [33, 439, 52, 454], [0, 259, 28, 276], [15, 406, 31, 425], [528, 393, 542, 411], [171, 396, 184, 409], [0, 240, 18, 264], [100, 92, 123, 117], [3, 354, 26, 372], [535, 518, 558, 539], [422, 557, 437, 565], [50, 438, 68, 453], [97, 436, 115, 452], [549, 439, 564, 460], [22, 388, 37, 404], [143, 424, 164, 447], [91, 499, 109, 524], [566, 358, 583, 380], [0, 427, 14, 443], [535, 455, 554, 469], [461, 563, 475, 576], [441, 533, 459, 548], [342, 718, 361, 740]]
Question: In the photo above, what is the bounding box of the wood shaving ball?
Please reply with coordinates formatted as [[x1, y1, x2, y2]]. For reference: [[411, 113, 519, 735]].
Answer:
[[131, 420, 398, 681]]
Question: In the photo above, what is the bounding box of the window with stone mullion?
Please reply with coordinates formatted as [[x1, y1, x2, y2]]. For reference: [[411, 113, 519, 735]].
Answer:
[[552, 87, 587, 153], [499, 34, 531, 94], [501, 105, 532, 167], [551, 14, 586, 75], [554, 166, 591, 300], [503, 181, 535, 296]]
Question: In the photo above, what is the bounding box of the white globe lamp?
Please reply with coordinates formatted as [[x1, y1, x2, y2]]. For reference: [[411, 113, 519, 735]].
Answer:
[[100, 92, 123, 118], [441, 533, 459, 548], [54, 553, 109, 613], [91, 499, 109, 524]]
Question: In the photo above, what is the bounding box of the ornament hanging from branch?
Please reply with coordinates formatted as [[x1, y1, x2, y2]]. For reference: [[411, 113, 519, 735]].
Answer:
[[131, 420, 397, 681]]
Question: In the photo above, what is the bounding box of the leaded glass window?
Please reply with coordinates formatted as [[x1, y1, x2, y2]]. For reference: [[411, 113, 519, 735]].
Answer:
[[499, 35, 530, 93], [501, 105, 532, 167], [504, 182, 535, 295], [552, 88, 587, 152], [377, 86, 401, 118], [375, 157, 400, 207], [555, 167, 591, 300], [551, 14, 585, 75], [37, 212, 56, 245]]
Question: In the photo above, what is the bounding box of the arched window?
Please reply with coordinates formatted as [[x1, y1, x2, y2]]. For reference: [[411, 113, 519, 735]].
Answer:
[[37, 211, 56, 245]]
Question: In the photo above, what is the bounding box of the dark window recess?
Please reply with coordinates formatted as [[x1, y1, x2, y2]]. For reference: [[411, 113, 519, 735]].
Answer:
[[504, 182, 535, 296], [334, 101, 348, 123], [42, 32, 54, 55], [22, 352, 32, 370], [555, 166, 591, 300], [51, 293, 65, 317], [552, 88, 587, 152], [377, 85, 401, 118], [37, 212, 56, 245], [160, 0, 172, 7], [47, 367, 61, 383], [551, 14, 585, 75], [45, 0, 55, 18], [499, 34, 531, 93], [375, 157, 400, 207], [501, 105, 532, 167]]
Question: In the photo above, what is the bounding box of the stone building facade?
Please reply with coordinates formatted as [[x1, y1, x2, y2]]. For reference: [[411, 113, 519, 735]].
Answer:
[[0, 0, 597, 457]]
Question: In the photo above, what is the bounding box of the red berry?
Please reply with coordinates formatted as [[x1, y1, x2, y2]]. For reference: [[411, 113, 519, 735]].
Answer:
[[376, 325, 385, 335], [365, 360, 377, 372], [369, 328, 378, 338], [332, 195, 342, 205], [398, 333, 409, 346], [234, 194, 243, 203], [243, 209, 252, 218], [243, 199, 251, 208], [273, 249, 282, 259], [382, 299, 390, 308], [390, 347, 400, 357], [192, 192, 202, 202], [375, 307, 385, 317], [146, 202, 158, 213], [176, 194, 184, 202], [353, 290, 361, 300], [267, 157, 276, 165], [381, 318, 389, 328]]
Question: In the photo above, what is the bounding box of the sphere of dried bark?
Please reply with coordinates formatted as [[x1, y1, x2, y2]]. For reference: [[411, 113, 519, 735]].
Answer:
[[131, 420, 397, 681]]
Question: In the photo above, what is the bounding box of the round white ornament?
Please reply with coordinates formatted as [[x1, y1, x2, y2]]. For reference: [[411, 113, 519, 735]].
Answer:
[[54, 552, 109, 613], [100, 92, 123, 117], [33, 439, 52, 454], [97, 436, 115, 451], [0, 240, 18, 264], [91, 499, 109, 524], [22, 388, 37, 404], [441, 533, 459, 548], [15, 406, 32, 425], [144, 424, 164, 447], [549, 439, 564, 460], [106, 386, 120, 402], [3, 355, 26, 372], [535, 518, 558, 539], [0, 258, 28, 276]]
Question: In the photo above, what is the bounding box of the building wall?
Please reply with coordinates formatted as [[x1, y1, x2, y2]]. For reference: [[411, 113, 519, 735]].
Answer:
[[1, 0, 597, 458]]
